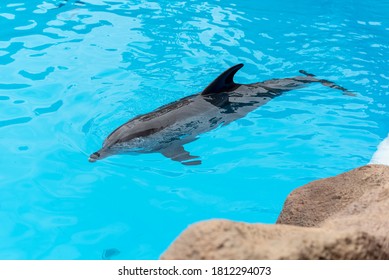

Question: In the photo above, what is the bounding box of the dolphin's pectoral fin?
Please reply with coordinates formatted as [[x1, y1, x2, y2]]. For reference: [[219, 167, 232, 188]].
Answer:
[[161, 146, 202, 165], [202, 63, 244, 96]]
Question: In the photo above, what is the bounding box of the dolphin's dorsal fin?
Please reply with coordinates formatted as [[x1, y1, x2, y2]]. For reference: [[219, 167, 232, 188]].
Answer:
[[201, 63, 244, 96]]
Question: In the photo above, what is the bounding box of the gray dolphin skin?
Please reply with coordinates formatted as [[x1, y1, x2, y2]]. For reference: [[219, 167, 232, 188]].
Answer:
[[89, 63, 352, 165]]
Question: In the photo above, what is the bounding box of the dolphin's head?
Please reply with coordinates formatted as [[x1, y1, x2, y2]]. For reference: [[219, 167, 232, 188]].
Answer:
[[88, 136, 149, 162], [88, 118, 163, 163]]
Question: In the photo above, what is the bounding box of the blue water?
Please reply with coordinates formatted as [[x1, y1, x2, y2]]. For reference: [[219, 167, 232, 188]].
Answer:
[[1, 0, 388, 259]]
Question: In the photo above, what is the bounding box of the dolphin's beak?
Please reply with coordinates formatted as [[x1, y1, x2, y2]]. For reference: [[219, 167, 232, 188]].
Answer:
[[88, 151, 101, 163]]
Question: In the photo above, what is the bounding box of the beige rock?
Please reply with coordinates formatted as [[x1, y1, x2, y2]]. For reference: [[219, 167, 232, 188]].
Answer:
[[277, 165, 389, 229], [161, 164, 389, 260]]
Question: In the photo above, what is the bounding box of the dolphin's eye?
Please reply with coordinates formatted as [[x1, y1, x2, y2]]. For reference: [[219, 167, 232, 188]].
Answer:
[[94, 152, 100, 158]]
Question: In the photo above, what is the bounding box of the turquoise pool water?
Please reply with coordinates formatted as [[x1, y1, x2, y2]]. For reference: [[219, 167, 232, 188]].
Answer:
[[1, 0, 388, 259]]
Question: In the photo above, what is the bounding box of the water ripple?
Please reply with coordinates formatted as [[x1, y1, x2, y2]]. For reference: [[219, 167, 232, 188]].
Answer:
[[34, 100, 63, 115], [0, 117, 32, 128], [19, 66, 55, 80]]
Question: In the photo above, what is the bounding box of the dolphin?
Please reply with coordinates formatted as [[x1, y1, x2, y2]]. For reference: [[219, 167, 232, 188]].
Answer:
[[89, 63, 352, 165]]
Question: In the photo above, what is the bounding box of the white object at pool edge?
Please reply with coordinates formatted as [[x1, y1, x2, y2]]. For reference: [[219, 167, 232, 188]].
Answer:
[[369, 133, 389, 166]]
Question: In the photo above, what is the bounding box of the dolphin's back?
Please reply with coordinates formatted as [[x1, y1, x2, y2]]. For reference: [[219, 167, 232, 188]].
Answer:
[[103, 94, 219, 148]]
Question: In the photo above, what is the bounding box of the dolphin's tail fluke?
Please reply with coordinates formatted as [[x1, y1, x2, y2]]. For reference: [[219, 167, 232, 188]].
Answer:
[[299, 70, 356, 96], [299, 70, 316, 77], [318, 79, 356, 96]]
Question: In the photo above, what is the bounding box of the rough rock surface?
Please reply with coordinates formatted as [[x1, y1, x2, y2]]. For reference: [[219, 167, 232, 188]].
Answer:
[[161, 164, 389, 259]]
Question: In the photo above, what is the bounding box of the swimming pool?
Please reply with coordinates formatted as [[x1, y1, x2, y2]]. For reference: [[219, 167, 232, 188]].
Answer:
[[0, 0, 388, 259]]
